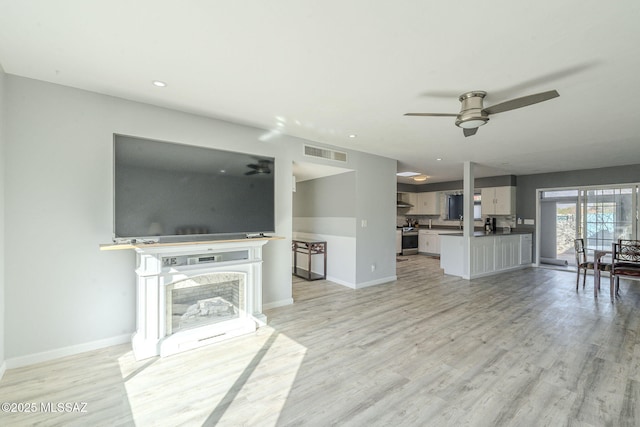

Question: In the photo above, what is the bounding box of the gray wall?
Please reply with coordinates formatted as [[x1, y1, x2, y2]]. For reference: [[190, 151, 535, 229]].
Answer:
[[293, 172, 356, 218], [3, 75, 397, 363], [398, 175, 516, 193], [0, 65, 6, 371], [355, 153, 397, 283]]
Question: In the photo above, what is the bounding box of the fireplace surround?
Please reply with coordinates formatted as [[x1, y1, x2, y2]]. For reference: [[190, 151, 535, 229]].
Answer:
[[131, 239, 270, 359]]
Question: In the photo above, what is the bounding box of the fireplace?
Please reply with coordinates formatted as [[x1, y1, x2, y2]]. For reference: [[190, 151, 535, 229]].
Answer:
[[166, 273, 244, 335], [131, 239, 270, 360]]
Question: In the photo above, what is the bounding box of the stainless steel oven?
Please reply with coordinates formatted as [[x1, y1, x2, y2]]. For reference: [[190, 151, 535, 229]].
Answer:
[[401, 227, 418, 255]]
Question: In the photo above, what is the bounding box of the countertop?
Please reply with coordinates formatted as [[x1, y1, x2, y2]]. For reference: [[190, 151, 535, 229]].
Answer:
[[439, 230, 533, 238], [396, 227, 463, 232]]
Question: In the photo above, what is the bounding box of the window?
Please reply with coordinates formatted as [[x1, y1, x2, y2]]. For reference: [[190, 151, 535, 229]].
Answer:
[[446, 192, 482, 220]]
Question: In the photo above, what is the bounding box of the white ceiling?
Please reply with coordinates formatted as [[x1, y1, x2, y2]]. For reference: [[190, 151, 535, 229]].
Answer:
[[1, 1, 639, 184]]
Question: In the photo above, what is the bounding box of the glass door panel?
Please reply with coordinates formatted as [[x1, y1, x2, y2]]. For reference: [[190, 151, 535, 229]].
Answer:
[[583, 187, 634, 252], [556, 202, 577, 266]]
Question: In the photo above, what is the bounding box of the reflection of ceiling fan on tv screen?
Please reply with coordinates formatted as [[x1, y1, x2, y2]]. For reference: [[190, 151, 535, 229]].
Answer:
[[405, 89, 559, 137], [245, 159, 273, 175]]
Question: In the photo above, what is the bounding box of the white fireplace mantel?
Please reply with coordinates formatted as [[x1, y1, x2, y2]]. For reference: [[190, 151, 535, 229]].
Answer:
[[121, 238, 273, 360]]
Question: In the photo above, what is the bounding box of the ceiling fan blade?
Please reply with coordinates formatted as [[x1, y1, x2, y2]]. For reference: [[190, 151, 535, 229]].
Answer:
[[404, 113, 458, 117], [489, 62, 596, 100], [245, 170, 258, 175], [463, 127, 478, 137], [483, 90, 559, 115]]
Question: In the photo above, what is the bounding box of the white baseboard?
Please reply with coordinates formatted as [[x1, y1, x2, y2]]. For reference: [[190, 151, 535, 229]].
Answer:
[[262, 298, 294, 310], [325, 275, 397, 290], [5, 333, 132, 370], [353, 275, 397, 289], [327, 276, 356, 289], [0, 360, 6, 381]]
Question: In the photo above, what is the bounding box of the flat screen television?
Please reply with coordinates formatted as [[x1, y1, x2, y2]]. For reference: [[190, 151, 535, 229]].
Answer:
[[114, 135, 275, 241]]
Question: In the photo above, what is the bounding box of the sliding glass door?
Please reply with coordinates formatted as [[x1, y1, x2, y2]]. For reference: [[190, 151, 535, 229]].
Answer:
[[539, 184, 639, 267], [580, 187, 636, 251]]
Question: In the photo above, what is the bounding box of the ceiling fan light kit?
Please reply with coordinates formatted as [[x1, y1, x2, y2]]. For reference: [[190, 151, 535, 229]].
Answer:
[[456, 117, 488, 129], [405, 89, 559, 137], [455, 91, 489, 129]]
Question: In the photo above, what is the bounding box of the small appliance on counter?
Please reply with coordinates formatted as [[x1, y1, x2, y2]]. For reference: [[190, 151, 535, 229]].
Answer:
[[484, 217, 497, 233]]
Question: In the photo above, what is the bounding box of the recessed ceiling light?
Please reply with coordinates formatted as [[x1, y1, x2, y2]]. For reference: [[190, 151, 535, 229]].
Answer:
[[349, 134, 357, 138], [396, 171, 421, 177], [152, 80, 167, 87], [412, 175, 428, 182], [436, 158, 442, 161]]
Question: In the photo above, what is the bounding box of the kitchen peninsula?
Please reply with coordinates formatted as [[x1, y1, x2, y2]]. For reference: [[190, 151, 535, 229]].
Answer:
[[440, 231, 532, 279]]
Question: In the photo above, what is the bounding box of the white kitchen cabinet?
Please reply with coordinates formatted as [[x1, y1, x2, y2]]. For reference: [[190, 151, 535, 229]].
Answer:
[[471, 237, 496, 276], [520, 234, 532, 264], [466, 233, 531, 278], [413, 192, 440, 215], [494, 235, 520, 271], [396, 230, 402, 255], [404, 193, 419, 215], [418, 230, 439, 254], [481, 186, 516, 215]]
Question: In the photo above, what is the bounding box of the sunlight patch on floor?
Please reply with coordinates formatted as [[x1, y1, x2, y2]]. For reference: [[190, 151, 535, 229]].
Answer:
[[117, 328, 307, 426]]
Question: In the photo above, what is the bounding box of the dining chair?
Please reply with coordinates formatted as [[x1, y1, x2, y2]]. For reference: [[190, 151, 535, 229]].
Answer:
[[574, 238, 594, 290], [611, 240, 640, 298], [574, 238, 613, 293]]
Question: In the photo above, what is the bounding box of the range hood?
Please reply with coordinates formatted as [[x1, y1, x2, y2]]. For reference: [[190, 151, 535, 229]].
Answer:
[[397, 194, 413, 208]]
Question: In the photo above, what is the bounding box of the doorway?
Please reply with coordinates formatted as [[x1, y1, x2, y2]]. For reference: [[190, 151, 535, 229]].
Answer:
[[539, 190, 579, 267]]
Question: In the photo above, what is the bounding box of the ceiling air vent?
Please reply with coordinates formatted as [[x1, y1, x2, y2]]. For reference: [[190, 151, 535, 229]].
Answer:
[[304, 145, 347, 162]]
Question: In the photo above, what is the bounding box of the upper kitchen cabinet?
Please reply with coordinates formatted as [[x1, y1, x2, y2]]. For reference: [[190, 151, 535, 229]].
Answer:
[[413, 192, 440, 215], [481, 186, 516, 215]]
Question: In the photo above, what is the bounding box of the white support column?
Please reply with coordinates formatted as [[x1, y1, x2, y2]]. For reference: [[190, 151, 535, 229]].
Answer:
[[463, 161, 475, 238], [462, 161, 475, 278]]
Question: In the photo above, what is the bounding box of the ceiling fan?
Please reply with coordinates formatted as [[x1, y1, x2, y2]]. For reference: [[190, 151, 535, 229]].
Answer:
[[404, 89, 559, 137], [245, 159, 272, 175]]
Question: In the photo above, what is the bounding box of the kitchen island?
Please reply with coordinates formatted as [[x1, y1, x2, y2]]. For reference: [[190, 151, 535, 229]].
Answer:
[[440, 231, 532, 279]]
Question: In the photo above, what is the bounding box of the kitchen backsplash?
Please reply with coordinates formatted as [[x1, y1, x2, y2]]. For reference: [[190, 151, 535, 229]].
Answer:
[[397, 214, 517, 229]]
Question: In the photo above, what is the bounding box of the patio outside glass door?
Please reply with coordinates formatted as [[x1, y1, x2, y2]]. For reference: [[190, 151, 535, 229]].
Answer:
[[556, 201, 578, 265], [580, 187, 636, 253]]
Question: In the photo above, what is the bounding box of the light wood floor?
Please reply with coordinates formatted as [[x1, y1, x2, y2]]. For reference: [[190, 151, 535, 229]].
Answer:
[[2, 256, 640, 426]]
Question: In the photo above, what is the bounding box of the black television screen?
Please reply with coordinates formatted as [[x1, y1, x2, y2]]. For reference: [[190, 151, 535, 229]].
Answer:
[[114, 135, 275, 240]]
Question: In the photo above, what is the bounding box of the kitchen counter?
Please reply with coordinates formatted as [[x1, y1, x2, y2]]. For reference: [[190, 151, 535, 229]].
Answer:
[[442, 230, 532, 237], [440, 232, 532, 279]]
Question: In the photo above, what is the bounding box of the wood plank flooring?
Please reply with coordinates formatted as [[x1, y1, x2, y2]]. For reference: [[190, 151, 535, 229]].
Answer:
[[2, 256, 640, 426]]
